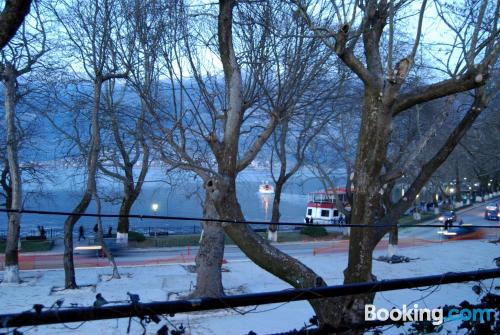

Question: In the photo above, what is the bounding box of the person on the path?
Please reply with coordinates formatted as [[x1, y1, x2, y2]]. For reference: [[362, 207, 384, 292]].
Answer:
[[78, 226, 85, 241], [40, 226, 46, 240]]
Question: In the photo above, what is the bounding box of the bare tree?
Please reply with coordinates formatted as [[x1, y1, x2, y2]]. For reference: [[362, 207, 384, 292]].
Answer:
[[52, 0, 127, 288], [99, 79, 150, 245], [307, 87, 362, 219], [152, 0, 497, 328], [100, 0, 176, 244], [0, 0, 47, 283], [268, 98, 339, 241], [242, 5, 345, 241], [290, 0, 499, 329]]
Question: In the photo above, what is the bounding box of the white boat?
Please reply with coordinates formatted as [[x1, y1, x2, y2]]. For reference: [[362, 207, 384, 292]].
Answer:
[[259, 182, 274, 194], [304, 188, 351, 235]]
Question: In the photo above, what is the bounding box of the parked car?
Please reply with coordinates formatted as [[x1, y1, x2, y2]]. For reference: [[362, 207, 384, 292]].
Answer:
[[484, 206, 500, 221]]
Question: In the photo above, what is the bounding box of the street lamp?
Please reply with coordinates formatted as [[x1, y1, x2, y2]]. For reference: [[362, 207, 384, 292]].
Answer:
[[152, 203, 159, 213]]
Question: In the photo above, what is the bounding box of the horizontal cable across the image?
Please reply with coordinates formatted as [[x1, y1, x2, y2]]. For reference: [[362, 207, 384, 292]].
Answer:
[[0, 208, 499, 229]]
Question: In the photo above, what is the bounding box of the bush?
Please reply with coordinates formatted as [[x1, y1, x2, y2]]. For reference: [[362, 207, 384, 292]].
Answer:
[[300, 226, 328, 237], [128, 231, 146, 242]]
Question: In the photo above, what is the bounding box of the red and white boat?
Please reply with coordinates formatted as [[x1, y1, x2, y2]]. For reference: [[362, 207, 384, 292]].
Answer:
[[259, 182, 275, 194], [305, 188, 350, 225]]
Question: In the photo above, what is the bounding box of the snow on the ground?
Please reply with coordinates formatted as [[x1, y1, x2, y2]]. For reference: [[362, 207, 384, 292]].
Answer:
[[0, 240, 498, 334]]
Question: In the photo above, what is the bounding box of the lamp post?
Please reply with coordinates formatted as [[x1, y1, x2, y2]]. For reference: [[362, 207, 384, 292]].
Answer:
[[151, 203, 159, 213], [449, 187, 456, 208], [151, 203, 159, 241]]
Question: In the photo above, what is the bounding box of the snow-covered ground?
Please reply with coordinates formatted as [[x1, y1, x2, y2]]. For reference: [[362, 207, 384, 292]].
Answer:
[[0, 239, 498, 334]]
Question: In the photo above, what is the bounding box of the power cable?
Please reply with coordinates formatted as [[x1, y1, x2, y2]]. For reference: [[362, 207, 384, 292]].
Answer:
[[0, 208, 499, 229]]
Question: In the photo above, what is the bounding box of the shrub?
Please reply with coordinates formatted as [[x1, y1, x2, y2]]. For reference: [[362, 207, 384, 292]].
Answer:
[[300, 226, 328, 237], [128, 231, 146, 242]]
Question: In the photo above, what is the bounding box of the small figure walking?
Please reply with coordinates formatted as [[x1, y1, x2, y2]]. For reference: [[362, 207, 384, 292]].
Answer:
[[107, 226, 112, 237], [40, 226, 46, 240], [78, 225, 85, 241], [93, 224, 99, 235]]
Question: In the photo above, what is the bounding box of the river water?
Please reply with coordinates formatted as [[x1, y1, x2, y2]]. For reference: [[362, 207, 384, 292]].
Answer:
[[1, 165, 339, 236]]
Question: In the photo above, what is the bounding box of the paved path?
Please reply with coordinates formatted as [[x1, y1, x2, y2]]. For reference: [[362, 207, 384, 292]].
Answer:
[[1, 198, 498, 271]]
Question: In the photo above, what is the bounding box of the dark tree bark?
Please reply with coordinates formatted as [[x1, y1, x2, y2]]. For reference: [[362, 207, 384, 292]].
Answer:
[[117, 193, 135, 238], [0, 0, 31, 50], [206, 176, 340, 324], [63, 192, 92, 289], [0, 166, 12, 209], [270, 179, 284, 223], [388, 226, 398, 257], [455, 164, 461, 206], [63, 79, 103, 289]]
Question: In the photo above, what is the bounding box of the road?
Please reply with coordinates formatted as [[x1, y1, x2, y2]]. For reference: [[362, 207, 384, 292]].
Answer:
[[2, 199, 499, 270]]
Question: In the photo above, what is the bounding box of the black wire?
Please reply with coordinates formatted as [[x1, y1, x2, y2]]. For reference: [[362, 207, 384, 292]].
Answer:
[[0, 208, 498, 229]]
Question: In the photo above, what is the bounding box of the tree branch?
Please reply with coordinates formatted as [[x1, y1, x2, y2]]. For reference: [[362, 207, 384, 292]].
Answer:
[[389, 88, 487, 219], [0, 0, 31, 50]]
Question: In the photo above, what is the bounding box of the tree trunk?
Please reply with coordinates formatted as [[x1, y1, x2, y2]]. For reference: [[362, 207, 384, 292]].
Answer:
[[63, 192, 92, 289], [63, 79, 102, 289], [268, 179, 284, 242], [189, 192, 225, 298], [0, 0, 32, 50], [455, 164, 461, 206], [206, 176, 340, 327], [335, 92, 394, 332], [95, 194, 120, 279], [116, 192, 136, 244], [3, 69, 22, 283], [388, 226, 398, 257]]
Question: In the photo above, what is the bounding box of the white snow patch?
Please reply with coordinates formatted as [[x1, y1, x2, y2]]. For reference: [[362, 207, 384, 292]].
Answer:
[[0, 241, 497, 334]]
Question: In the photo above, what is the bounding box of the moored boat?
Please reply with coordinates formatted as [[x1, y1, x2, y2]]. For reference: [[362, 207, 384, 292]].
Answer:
[[259, 182, 274, 194]]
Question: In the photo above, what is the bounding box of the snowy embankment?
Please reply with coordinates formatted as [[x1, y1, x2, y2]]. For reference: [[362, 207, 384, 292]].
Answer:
[[0, 239, 498, 334]]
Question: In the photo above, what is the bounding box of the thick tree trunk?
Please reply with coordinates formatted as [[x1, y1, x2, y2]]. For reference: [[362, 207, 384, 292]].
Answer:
[[189, 192, 225, 298], [0, 0, 32, 50], [388, 226, 398, 257], [334, 92, 394, 333], [116, 192, 136, 244], [207, 176, 339, 327], [3, 70, 22, 283]]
